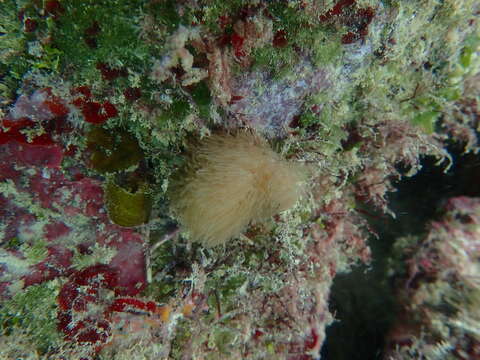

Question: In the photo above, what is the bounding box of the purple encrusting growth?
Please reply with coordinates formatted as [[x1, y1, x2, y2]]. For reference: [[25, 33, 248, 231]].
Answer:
[[6, 89, 57, 122], [227, 28, 378, 138], [228, 60, 329, 137]]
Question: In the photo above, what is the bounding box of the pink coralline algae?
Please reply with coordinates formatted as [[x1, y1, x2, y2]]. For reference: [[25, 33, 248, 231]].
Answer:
[[57, 264, 156, 347], [0, 89, 147, 299], [0, 86, 152, 359], [0, 148, 148, 295], [0, 131, 64, 168]]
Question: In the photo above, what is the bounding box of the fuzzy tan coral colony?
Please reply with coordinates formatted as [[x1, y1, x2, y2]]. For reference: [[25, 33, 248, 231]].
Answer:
[[169, 131, 304, 247]]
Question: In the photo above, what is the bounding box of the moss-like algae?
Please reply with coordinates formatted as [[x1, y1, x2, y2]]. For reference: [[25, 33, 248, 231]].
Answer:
[[0, 281, 62, 355], [190, 80, 212, 119], [0, 0, 30, 101], [50, 0, 149, 78]]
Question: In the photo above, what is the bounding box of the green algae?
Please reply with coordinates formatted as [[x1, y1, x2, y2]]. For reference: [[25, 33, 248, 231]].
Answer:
[[412, 110, 439, 134], [251, 2, 344, 76], [50, 0, 149, 78], [4, 237, 22, 250], [21, 239, 49, 265], [252, 44, 300, 77], [207, 271, 248, 306], [0, 281, 62, 355], [211, 328, 237, 355], [311, 32, 344, 66], [0, 0, 30, 100], [190, 80, 212, 119], [157, 97, 191, 125], [199, 0, 245, 32], [71, 242, 117, 270], [147, 0, 183, 32]]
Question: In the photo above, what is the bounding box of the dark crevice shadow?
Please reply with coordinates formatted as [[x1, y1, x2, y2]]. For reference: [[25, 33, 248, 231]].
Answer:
[[321, 145, 480, 360]]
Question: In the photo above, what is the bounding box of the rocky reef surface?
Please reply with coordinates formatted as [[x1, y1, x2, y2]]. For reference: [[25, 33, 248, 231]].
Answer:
[[0, 1, 479, 359]]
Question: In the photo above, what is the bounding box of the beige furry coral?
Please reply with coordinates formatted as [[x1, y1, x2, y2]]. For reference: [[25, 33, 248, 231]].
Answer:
[[169, 131, 304, 247]]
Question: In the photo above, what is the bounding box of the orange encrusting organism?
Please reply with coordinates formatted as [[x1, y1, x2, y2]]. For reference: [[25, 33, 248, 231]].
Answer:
[[169, 131, 304, 247]]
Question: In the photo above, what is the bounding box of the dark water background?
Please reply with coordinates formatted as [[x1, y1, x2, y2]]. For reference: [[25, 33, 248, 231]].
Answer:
[[322, 143, 480, 360]]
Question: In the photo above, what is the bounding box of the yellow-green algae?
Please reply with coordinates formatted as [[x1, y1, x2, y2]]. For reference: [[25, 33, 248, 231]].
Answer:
[[105, 180, 152, 227], [87, 127, 144, 174]]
